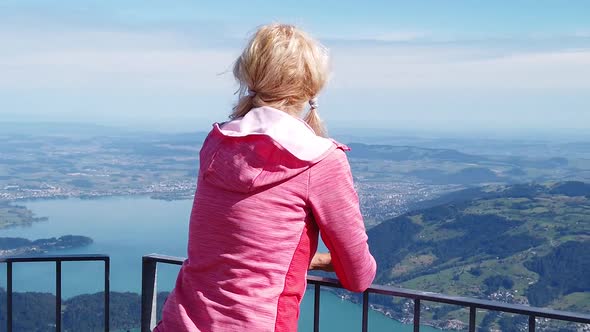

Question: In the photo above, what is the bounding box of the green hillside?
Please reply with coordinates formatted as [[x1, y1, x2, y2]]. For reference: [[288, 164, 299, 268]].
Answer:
[[367, 181, 590, 330], [0, 290, 169, 332]]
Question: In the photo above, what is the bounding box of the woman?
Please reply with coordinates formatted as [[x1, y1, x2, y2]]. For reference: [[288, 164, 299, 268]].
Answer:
[[157, 23, 376, 332]]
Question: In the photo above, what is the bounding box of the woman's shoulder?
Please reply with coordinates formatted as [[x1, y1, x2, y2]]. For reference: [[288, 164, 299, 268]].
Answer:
[[312, 142, 352, 170]]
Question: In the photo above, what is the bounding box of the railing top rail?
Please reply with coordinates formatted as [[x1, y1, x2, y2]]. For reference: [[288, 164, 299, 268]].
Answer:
[[306, 275, 590, 324], [0, 254, 110, 263], [143, 253, 184, 265], [143, 254, 590, 325]]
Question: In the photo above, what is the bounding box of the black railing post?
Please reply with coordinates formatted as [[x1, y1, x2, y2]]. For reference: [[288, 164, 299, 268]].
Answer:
[[469, 306, 476, 332], [0, 254, 109, 332], [7, 261, 13, 332], [361, 291, 369, 332], [529, 315, 536, 332], [141, 257, 158, 332], [56, 260, 62, 332], [413, 298, 420, 332], [313, 284, 320, 332], [104, 258, 110, 332]]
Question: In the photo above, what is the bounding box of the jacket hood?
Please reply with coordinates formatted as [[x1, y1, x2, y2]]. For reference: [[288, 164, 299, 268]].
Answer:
[[199, 106, 342, 193]]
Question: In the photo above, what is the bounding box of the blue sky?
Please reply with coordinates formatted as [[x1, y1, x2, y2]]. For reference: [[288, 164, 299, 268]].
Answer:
[[1, 0, 589, 134]]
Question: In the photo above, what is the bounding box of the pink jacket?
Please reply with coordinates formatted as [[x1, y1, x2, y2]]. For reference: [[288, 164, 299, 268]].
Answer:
[[157, 106, 376, 332]]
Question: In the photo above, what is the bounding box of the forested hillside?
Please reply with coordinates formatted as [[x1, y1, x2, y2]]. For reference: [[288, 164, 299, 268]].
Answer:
[[0, 290, 168, 332], [366, 181, 590, 330]]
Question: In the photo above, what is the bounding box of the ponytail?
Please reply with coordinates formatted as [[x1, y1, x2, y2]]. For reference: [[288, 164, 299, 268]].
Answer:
[[304, 107, 327, 137], [231, 89, 284, 119], [232, 93, 255, 119]]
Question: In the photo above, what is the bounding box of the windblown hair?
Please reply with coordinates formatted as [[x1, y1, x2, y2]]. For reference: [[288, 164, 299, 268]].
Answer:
[[231, 23, 330, 136]]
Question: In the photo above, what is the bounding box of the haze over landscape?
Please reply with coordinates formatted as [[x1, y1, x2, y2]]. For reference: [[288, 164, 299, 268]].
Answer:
[[1, 1, 590, 331]]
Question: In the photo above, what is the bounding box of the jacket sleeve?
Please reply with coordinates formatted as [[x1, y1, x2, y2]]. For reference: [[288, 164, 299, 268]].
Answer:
[[307, 148, 377, 292]]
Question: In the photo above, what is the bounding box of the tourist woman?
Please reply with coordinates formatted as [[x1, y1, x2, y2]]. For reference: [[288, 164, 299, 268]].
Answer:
[[157, 23, 376, 332]]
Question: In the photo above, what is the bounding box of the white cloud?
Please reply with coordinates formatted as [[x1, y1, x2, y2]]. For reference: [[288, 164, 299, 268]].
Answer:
[[0, 30, 196, 54], [573, 30, 590, 38], [0, 49, 236, 91], [1, 24, 589, 110], [0, 26, 239, 93], [322, 30, 428, 43], [329, 47, 590, 90]]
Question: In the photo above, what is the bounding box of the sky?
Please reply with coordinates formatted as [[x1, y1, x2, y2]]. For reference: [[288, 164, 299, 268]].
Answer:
[[1, 0, 589, 134]]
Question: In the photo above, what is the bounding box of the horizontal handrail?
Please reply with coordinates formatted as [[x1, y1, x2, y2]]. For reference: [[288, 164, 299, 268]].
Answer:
[[142, 253, 183, 265], [306, 275, 590, 324], [1, 254, 110, 332], [0, 253, 110, 263], [142, 253, 590, 332]]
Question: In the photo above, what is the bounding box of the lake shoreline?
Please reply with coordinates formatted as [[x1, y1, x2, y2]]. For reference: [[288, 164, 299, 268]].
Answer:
[[2, 188, 195, 205]]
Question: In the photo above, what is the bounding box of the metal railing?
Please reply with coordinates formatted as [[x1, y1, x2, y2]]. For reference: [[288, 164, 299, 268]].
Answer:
[[0, 254, 110, 332], [141, 253, 590, 332]]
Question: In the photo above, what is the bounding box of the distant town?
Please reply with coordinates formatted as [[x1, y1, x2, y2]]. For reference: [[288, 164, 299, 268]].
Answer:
[[0, 179, 195, 201], [2, 124, 590, 228]]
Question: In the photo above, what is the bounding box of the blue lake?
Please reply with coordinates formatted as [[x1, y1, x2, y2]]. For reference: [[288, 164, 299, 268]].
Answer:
[[0, 196, 440, 331]]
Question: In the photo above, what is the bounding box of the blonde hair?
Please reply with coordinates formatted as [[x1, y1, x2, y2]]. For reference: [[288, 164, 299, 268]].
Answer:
[[231, 23, 329, 136]]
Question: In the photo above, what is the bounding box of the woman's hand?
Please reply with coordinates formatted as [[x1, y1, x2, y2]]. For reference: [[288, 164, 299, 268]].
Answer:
[[309, 252, 334, 272]]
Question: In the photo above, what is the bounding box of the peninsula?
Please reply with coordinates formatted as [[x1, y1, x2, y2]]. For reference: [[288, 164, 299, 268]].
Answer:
[[0, 235, 93, 257]]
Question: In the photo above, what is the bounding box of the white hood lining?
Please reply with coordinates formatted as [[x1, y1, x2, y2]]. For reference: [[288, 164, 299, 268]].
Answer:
[[218, 106, 334, 162]]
